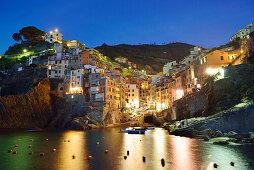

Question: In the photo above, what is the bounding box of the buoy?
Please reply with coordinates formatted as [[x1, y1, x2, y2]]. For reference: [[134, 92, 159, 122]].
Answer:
[[68, 140, 70, 142], [29, 145, 32, 148], [142, 156, 146, 162], [40, 152, 45, 156], [87, 155, 92, 160], [72, 155, 75, 159], [52, 148, 56, 152], [18, 139, 21, 141], [45, 138, 48, 141], [15, 144, 18, 147], [127, 150, 129, 156], [8, 149, 12, 153], [230, 162, 234, 166], [105, 149, 109, 153], [96, 142, 99, 145], [13, 151, 17, 154], [30, 139, 34, 142], [29, 152, 33, 155], [124, 156, 127, 160], [213, 163, 218, 168], [161, 159, 165, 167]]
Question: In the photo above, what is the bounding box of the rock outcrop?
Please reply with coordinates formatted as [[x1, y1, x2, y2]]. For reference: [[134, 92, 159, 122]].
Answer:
[[0, 78, 52, 128]]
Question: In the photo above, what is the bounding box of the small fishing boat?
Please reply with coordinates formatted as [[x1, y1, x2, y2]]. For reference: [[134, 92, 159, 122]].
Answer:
[[146, 127, 155, 130], [120, 129, 129, 133], [134, 127, 146, 131], [120, 129, 145, 134], [128, 130, 145, 134]]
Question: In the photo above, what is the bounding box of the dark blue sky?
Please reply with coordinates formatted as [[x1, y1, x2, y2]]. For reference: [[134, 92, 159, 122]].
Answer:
[[1, 0, 253, 54]]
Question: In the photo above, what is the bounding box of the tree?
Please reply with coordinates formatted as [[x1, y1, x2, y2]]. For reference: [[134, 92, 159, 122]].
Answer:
[[12, 26, 46, 42], [19, 26, 46, 41], [12, 33, 22, 42]]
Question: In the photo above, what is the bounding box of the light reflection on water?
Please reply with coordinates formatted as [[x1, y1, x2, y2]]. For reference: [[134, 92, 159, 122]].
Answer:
[[0, 128, 254, 170]]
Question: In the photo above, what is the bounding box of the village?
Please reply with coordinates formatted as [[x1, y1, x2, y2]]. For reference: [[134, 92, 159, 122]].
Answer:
[[26, 23, 253, 124]]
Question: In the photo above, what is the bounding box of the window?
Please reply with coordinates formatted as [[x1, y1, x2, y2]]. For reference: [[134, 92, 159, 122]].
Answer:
[[204, 57, 206, 63], [132, 89, 134, 92], [55, 70, 57, 74], [59, 70, 61, 73], [49, 70, 51, 75], [132, 94, 134, 96], [129, 90, 130, 92], [55, 61, 57, 64], [221, 56, 224, 60], [129, 94, 130, 96], [200, 59, 203, 64]]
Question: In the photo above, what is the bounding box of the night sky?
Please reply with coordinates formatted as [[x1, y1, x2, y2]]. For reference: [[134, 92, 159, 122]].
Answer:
[[1, 0, 253, 54]]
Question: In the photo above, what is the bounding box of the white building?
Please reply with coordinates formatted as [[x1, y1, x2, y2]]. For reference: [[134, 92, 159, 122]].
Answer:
[[190, 46, 202, 55], [163, 61, 177, 74], [45, 29, 63, 43], [126, 84, 139, 109], [69, 69, 84, 94], [230, 23, 254, 41]]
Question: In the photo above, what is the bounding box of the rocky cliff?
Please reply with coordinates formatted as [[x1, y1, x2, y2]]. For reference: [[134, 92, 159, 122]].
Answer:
[[168, 64, 254, 140], [0, 78, 52, 128]]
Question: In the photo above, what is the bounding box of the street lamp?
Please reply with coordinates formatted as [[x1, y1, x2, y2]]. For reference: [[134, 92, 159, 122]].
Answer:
[[23, 49, 27, 53]]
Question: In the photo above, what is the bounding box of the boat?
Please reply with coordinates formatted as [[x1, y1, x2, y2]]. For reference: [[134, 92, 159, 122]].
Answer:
[[146, 127, 155, 130], [120, 129, 129, 133], [120, 129, 145, 134], [128, 130, 145, 134], [134, 127, 146, 131]]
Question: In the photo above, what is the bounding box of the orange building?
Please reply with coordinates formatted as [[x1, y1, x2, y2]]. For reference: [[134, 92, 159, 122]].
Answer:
[[199, 50, 232, 84]]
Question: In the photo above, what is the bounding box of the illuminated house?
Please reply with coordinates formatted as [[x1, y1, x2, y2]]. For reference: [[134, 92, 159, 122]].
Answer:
[[68, 69, 85, 94], [230, 23, 254, 42], [172, 71, 186, 101], [45, 29, 63, 43], [63, 40, 85, 51], [139, 81, 149, 108], [163, 61, 177, 75], [47, 53, 69, 78], [126, 84, 139, 109], [199, 50, 232, 85]]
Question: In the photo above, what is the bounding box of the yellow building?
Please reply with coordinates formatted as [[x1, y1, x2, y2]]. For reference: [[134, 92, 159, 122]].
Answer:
[[199, 50, 232, 84]]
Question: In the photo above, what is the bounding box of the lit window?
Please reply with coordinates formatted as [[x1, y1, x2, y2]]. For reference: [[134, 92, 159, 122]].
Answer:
[[200, 59, 203, 64]]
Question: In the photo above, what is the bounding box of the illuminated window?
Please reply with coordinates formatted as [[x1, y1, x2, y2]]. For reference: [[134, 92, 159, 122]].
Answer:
[[200, 59, 203, 64]]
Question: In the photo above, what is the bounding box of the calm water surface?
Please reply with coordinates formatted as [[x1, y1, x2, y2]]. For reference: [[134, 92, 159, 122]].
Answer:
[[0, 128, 254, 170]]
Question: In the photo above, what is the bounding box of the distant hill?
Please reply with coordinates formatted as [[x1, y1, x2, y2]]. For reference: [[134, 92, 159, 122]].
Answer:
[[96, 42, 195, 73]]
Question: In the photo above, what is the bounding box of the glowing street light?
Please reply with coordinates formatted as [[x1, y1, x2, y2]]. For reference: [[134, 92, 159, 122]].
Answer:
[[55, 29, 58, 32], [23, 49, 27, 53]]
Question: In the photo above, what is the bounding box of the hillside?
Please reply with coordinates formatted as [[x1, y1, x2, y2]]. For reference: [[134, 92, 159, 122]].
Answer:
[[96, 42, 194, 73]]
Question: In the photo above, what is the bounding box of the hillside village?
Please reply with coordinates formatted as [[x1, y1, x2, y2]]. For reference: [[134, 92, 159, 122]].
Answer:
[[0, 23, 254, 127]]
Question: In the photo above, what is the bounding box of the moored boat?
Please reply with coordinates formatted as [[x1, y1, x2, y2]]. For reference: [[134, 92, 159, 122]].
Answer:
[[128, 130, 145, 134]]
